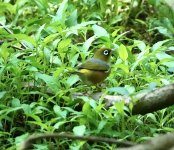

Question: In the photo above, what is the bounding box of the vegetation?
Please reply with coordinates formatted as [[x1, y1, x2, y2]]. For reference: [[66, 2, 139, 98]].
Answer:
[[0, 0, 174, 149]]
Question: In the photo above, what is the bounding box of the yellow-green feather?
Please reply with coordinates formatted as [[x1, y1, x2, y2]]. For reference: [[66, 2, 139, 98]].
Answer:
[[76, 48, 113, 84], [77, 69, 110, 84]]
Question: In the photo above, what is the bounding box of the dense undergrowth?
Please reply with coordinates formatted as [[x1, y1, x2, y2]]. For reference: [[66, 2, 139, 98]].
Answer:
[[0, 0, 174, 149]]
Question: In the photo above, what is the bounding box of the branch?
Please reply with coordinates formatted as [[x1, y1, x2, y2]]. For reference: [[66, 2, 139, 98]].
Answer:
[[96, 84, 174, 115], [19, 132, 135, 150], [117, 132, 174, 150], [132, 83, 174, 115]]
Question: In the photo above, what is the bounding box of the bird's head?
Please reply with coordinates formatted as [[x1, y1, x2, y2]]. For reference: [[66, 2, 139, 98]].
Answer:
[[93, 48, 114, 62]]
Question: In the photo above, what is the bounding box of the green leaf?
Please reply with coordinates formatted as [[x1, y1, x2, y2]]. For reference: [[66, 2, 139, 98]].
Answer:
[[15, 133, 29, 147], [97, 120, 107, 132], [66, 21, 97, 36], [146, 113, 157, 122], [152, 40, 169, 51], [156, 52, 174, 68], [92, 24, 109, 38], [66, 9, 78, 27], [11, 98, 21, 107], [0, 2, 16, 14], [35, 24, 45, 40], [54, 121, 66, 129], [58, 38, 71, 51], [50, 55, 62, 66], [66, 75, 79, 87], [125, 85, 135, 94], [116, 63, 129, 73], [33, 0, 48, 14], [0, 91, 7, 99], [69, 53, 79, 67], [44, 33, 59, 44], [0, 107, 23, 120], [162, 61, 174, 67], [131, 49, 148, 72], [0, 43, 10, 60], [89, 99, 97, 109], [73, 125, 86, 136], [54, 0, 68, 22], [35, 73, 59, 93], [107, 87, 129, 95], [82, 36, 96, 52], [118, 44, 128, 61], [115, 101, 125, 114], [28, 114, 42, 122], [22, 104, 32, 114], [82, 101, 92, 117], [134, 40, 146, 51], [7, 34, 36, 47], [53, 105, 67, 119], [156, 52, 172, 60], [155, 26, 172, 38], [0, 16, 6, 25], [28, 119, 48, 130]]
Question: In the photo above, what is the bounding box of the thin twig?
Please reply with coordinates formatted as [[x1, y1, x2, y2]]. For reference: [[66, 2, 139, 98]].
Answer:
[[19, 132, 135, 150], [0, 23, 28, 49]]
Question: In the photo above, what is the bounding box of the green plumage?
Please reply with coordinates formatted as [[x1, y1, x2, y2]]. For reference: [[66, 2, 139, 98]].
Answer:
[[76, 48, 113, 84], [78, 58, 110, 71]]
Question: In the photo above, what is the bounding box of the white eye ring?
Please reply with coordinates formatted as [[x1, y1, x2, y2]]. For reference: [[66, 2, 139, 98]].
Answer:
[[103, 50, 109, 55]]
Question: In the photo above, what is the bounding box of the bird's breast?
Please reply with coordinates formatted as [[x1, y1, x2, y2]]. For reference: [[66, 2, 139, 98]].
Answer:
[[77, 69, 110, 84]]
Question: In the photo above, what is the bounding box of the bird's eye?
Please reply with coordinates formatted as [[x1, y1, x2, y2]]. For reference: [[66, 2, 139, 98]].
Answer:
[[103, 50, 109, 56]]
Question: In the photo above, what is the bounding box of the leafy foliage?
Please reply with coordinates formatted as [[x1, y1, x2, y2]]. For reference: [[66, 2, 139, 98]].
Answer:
[[0, 0, 174, 149]]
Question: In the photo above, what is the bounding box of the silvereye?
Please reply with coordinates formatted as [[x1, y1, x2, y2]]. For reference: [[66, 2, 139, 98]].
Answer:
[[76, 48, 113, 84]]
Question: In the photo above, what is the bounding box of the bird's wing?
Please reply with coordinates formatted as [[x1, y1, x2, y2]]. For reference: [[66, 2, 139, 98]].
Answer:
[[77, 58, 110, 71]]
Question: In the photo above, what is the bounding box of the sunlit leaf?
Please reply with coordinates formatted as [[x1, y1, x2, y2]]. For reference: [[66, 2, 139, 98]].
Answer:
[[11, 98, 21, 107], [66, 74, 79, 86], [152, 40, 170, 51], [156, 52, 172, 60], [58, 38, 71, 51], [107, 87, 129, 95], [15, 133, 29, 147], [82, 36, 96, 52], [116, 63, 129, 73], [0, 91, 7, 99], [97, 120, 107, 132], [134, 40, 146, 51], [53, 105, 67, 119], [22, 104, 32, 114], [73, 125, 86, 136], [66, 9, 78, 27], [35, 73, 59, 93], [44, 33, 59, 44], [33, 0, 48, 14], [115, 101, 125, 114], [0, 43, 10, 60], [7, 34, 36, 47], [66, 21, 97, 36], [92, 24, 109, 38], [54, 0, 68, 22], [118, 44, 128, 61]]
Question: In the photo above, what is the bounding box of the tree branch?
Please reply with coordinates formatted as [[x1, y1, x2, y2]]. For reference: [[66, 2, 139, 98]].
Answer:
[[19, 132, 135, 150], [96, 83, 174, 115], [117, 132, 174, 150], [132, 83, 174, 115]]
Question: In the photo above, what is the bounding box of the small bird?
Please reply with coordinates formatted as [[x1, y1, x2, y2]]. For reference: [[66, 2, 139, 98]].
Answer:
[[76, 48, 114, 84]]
